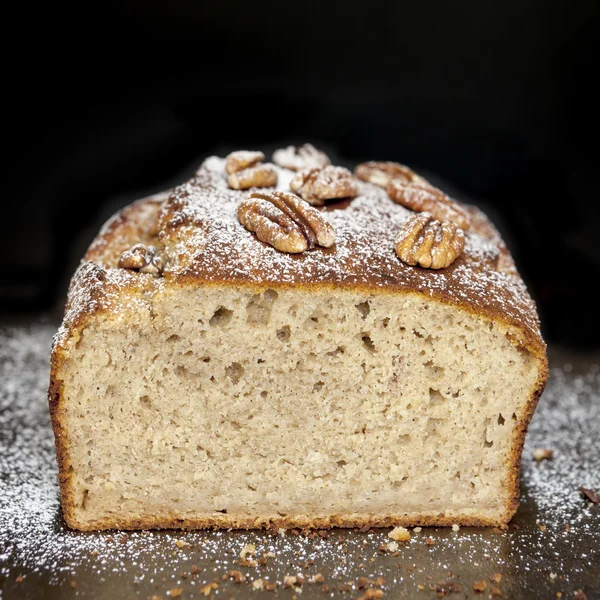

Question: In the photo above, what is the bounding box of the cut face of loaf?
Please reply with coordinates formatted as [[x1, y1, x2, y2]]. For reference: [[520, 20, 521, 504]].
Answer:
[[53, 283, 542, 530], [50, 156, 547, 530]]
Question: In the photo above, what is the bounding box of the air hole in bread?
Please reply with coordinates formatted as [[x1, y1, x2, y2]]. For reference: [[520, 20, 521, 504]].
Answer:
[[139, 395, 152, 408], [355, 301, 370, 319], [498, 413, 505, 425], [247, 290, 278, 324], [277, 326, 291, 342], [313, 381, 324, 392], [167, 334, 181, 343], [362, 334, 376, 353], [210, 306, 233, 327], [327, 346, 345, 357], [226, 363, 244, 385], [429, 388, 445, 405]]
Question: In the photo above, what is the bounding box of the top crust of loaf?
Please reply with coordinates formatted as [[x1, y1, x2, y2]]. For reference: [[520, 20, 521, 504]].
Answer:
[[54, 157, 545, 363]]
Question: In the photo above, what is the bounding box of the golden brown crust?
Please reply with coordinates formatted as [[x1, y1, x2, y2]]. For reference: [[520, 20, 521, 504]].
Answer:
[[64, 511, 512, 532], [49, 155, 548, 530]]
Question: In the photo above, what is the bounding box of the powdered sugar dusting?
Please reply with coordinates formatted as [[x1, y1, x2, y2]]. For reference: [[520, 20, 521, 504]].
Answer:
[[1, 324, 597, 597], [153, 157, 543, 343]]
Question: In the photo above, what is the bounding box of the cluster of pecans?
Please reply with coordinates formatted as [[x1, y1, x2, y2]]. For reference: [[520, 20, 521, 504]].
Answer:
[[118, 145, 469, 270], [118, 243, 164, 276], [355, 161, 469, 268], [234, 145, 358, 254], [225, 151, 278, 190]]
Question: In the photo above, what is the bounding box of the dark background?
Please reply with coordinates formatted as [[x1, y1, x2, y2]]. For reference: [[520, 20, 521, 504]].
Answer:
[[3, 0, 599, 348]]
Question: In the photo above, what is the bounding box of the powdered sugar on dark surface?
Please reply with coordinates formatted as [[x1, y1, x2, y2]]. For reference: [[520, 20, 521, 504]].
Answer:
[[1, 322, 598, 599]]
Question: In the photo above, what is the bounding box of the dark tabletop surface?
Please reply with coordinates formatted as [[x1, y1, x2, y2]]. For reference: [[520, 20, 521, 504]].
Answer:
[[0, 316, 598, 600]]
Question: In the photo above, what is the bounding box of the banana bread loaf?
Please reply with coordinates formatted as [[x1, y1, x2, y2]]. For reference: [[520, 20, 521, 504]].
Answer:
[[49, 146, 548, 531]]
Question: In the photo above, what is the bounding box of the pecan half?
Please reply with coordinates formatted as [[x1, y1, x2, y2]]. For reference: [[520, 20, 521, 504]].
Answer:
[[272, 143, 330, 171], [225, 150, 264, 174], [290, 165, 359, 206], [354, 161, 429, 188], [394, 212, 464, 269], [238, 190, 335, 253], [118, 243, 164, 275], [388, 180, 471, 231], [228, 164, 278, 190]]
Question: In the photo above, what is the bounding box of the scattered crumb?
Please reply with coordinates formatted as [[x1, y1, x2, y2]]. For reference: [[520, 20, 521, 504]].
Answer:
[[283, 575, 298, 588], [573, 590, 587, 600], [15, 575, 24, 583], [151, 596, 163, 600], [174, 540, 189, 549], [413, 527, 422, 533], [309, 573, 324, 584], [199, 582, 218, 596], [435, 581, 462, 596], [473, 580, 487, 592], [425, 537, 435, 546], [556, 593, 562, 599], [490, 587, 503, 596], [417, 584, 426, 591], [533, 448, 554, 461], [452, 524, 460, 532], [539, 525, 547, 532], [549, 572, 557, 580], [490, 573, 502, 584], [226, 570, 246, 584], [278, 528, 286, 536], [388, 526, 410, 542], [263, 551, 276, 558], [252, 579, 264, 590], [579, 487, 600, 503], [169, 588, 183, 598], [70, 580, 77, 589], [240, 543, 256, 558], [359, 590, 384, 600], [386, 541, 399, 552]]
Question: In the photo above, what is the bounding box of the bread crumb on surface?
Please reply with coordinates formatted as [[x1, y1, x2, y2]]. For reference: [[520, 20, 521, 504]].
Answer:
[[169, 588, 183, 598], [388, 526, 411, 542], [533, 448, 554, 461], [386, 541, 399, 552], [240, 543, 255, 558], [452, 523, 460, 531], [473, 580, 487, 592], [252, 579, 264, 590]]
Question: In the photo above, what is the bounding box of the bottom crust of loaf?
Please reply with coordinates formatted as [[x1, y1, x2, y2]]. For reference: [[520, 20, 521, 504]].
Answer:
[[51, 280, 546, 531], [64, 512, 511, 532]]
